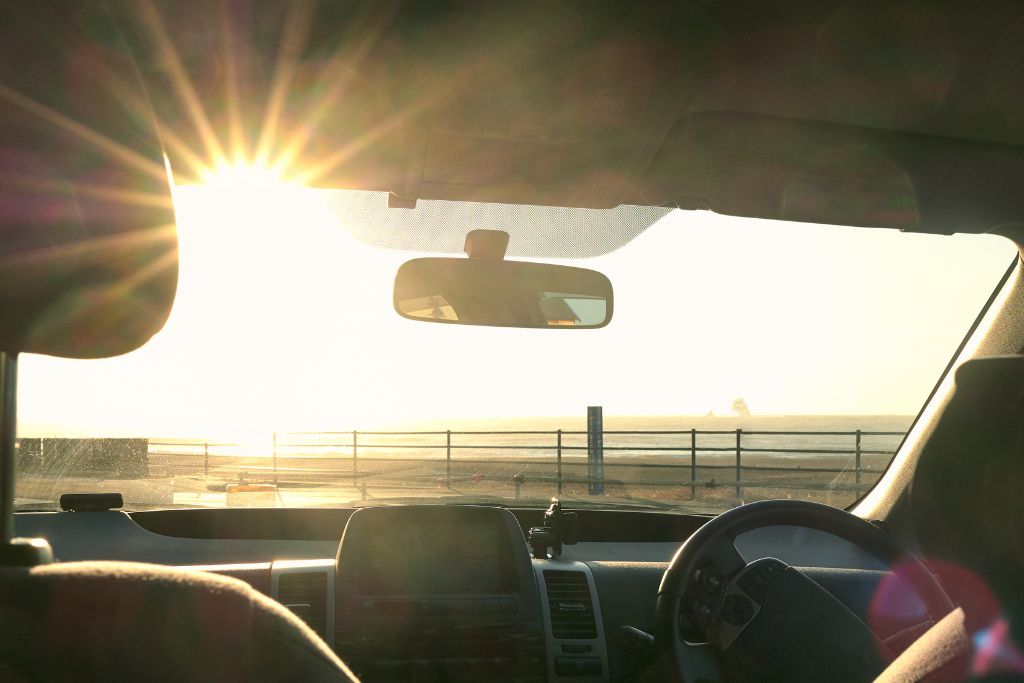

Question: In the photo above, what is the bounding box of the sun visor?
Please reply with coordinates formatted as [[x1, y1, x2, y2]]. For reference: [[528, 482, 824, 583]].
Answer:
[[640, 112, 1024, 235], [0, 3, 178, 359]]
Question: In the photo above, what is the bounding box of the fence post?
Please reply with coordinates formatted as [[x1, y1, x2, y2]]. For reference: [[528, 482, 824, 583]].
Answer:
[[272, 432, 278, 486], [587, 406, 604, 495], [352, 430, 358, 478], [203, 442, 209, 477], [556, 429, 563, 495], [735, 429, 742, 498], [446, 430, 452, 489], [690, 429, 697, 498], [855, 429, 862, 485]]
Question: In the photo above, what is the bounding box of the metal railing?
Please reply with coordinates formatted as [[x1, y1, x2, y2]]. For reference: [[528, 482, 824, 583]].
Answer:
[[146, 427, 906, 505]]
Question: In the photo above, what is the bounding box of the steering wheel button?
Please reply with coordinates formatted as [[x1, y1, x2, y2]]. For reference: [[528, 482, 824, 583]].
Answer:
[[689, 598, 719, 627], [721, 594, 755, 625], [736, 575, 767, 602], [695, 566, 726, 594]]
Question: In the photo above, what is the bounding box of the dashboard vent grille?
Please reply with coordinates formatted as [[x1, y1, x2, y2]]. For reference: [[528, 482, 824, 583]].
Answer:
[[543, 570, 597, 640], [277, 571, 328, 637]]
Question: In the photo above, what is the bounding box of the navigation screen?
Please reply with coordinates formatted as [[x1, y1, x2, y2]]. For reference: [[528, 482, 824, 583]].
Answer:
[[356, 516, 513, 595]]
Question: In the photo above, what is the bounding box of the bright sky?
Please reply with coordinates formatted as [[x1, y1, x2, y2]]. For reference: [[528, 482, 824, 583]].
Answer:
[[16, 172, 1015, 438]]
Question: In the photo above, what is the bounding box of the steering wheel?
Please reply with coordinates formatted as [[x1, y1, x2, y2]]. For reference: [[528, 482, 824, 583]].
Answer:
[[654, 500, 954, 683]]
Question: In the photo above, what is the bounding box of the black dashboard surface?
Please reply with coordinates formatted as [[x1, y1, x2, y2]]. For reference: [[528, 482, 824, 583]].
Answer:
[[12, 509, 884, 569], [14, 507, 709, 564], [128, 507, 709, 542], [14, 507, 885, 568]]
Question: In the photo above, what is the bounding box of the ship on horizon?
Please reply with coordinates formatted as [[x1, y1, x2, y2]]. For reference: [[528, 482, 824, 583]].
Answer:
[[732, 398, 751, 417]]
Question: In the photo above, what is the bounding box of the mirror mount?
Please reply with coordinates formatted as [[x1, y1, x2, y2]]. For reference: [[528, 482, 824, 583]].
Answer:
[[464, 229, 510, 261]]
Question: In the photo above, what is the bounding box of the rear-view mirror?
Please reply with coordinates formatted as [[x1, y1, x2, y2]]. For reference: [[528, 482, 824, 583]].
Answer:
[[394, 258, 613, 329]]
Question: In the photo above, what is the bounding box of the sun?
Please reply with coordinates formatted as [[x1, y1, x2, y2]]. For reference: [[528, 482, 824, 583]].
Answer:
[[178, 159, 332, 256], [199, 160, 292, 188]]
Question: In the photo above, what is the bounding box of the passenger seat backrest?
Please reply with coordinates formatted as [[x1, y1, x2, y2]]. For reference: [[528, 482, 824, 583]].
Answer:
[[0, 561, 359, 683]]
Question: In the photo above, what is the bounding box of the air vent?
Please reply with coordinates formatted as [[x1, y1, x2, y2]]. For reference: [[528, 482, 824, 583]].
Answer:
[[277, 570, 328, 637], [543, 570, 597, 640]]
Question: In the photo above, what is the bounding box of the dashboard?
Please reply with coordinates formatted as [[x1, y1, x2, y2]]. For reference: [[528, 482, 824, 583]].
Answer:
[[334, 506, 546, 681], [14, 505, 906, 682]]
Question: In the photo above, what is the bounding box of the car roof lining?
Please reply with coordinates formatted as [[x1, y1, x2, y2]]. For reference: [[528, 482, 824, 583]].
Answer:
[[114, 0, 1024, 238]]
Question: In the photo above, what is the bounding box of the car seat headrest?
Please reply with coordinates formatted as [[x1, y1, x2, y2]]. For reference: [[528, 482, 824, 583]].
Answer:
[[0, 3, 178, 359]]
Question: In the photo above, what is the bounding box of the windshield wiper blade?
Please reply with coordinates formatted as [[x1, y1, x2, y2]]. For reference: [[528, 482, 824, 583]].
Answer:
[[14, 502, 60, 512], [561, 499, 706, 513], [350, 494, 520, 507]]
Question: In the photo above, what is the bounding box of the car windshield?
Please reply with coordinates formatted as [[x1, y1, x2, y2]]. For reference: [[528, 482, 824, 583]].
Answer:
[[14, 178, 1015, 513]]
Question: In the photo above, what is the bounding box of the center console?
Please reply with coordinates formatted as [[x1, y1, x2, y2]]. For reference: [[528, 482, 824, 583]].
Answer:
[[334, 505, 546, 682]]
